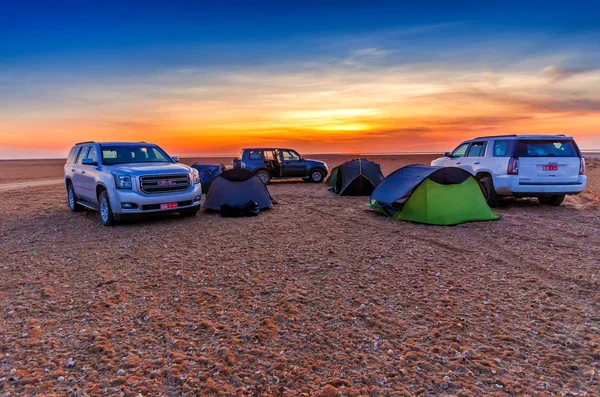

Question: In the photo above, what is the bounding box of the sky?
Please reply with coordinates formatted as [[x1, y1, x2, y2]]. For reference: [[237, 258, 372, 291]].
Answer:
[[1, 0, 600, 159]]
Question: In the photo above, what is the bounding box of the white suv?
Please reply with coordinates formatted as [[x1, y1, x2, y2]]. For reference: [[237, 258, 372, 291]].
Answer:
[[64, 141, 203, 225], [431, 135, 587, 206]]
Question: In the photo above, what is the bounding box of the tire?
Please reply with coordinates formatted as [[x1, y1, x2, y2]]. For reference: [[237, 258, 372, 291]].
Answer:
[[479, 176, 499, 207], [98, 190, 116, 226], [179, 207, 200, 217], [255, 170, 271, 185], [309, 169, 325, 183], [67, 182, 84, 212], [538, 195, 565, 206]]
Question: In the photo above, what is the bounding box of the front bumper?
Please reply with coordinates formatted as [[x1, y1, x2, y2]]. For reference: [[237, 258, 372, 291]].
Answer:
[[494, 175, 587, 196], [107, 183, 203, 214]]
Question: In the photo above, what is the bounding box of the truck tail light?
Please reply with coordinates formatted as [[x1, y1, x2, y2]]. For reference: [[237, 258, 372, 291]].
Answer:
[[580, 158, 585, 175], [508, 157, 519, 175]]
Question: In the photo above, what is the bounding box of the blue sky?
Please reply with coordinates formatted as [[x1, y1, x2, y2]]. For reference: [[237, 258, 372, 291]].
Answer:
[[1, 1, 599, 158]]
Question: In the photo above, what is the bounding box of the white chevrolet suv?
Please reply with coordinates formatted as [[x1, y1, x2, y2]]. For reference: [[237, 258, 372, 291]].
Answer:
[[64, 141, 202, 225], [431, 135, 587, 206]]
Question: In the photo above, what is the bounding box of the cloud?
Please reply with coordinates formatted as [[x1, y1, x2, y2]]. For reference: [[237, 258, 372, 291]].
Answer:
[[539, 65, 598, 82]]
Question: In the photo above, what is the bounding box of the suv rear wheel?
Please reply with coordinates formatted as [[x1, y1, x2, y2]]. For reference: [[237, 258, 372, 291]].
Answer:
[[255, 170, 271, 185], [479, 175, 499, 207], [310, 169, 325, 183], [67, 183, 84, 212], [538, 195, 565, 206], [98, 190, 116, 226]]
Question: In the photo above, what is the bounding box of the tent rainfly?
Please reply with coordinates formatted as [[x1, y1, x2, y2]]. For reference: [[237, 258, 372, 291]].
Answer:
[[203, 168, 275, 211], [326, 158, 384, 196], [369, 165, 500, 225]]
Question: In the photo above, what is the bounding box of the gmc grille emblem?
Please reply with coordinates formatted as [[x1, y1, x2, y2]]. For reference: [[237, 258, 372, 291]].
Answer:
[[157, 180, 174, 186]]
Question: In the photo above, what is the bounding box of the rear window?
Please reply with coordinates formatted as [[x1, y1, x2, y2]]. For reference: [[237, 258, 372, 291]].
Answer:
[[516, 140, 579, 157], [247, 150, 264, 160]]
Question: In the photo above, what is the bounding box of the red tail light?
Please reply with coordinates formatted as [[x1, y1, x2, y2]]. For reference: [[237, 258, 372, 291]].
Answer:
[[508, 157, 519, 175], [580, 158, 585, 175]]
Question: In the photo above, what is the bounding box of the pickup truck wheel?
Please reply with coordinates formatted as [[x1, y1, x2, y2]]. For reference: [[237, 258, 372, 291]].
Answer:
[[98, 191, 116, 226], [538, 195, 565, 206], [479, 176, 499, 207], [256, 170, 271, 185], [67, 183, 84, 212], [179, 207, 199, 217], [310, 169, 325, 183]]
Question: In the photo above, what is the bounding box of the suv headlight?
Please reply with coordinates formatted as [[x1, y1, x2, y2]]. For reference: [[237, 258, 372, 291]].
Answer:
[[192, 169, 200, 185], [113, 174, 132, 189]]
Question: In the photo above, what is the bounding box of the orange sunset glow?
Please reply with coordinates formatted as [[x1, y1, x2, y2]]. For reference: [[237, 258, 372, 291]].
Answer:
[[3, 63, 600, 159]]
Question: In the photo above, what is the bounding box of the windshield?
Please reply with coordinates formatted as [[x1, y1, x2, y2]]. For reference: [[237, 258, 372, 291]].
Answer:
[[101, 145, 173, 165], [516, 140, 579, 157]]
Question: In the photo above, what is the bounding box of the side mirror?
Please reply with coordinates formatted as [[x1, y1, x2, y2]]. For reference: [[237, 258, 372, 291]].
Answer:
[[82, 158, 97, 166], [444, 152, 451, 157], [172, 156, 179, 163]]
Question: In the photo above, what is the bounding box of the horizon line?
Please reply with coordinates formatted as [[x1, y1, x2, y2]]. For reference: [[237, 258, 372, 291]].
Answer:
[[1, 149, 600, 162]]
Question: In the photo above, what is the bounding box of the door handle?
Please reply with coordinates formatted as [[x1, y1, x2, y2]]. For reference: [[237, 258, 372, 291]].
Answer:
[[474, 162, 480, 165], [71, 169, 75, 172], [456, 162, 461, 165]]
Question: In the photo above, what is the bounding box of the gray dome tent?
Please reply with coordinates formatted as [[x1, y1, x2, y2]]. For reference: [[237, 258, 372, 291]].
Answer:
[[203, 168, 274, 211], [326, 159, 384, 196]]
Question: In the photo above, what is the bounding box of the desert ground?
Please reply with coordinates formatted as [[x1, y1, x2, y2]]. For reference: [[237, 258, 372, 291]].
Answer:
[[0, 154, 599, 396]]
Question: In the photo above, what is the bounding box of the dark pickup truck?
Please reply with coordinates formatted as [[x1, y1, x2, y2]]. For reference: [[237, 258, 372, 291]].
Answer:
[[233, 148, 328, 184]]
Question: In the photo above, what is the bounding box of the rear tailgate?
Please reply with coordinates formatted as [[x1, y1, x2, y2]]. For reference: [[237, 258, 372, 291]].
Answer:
[[516, 139, 582, 185]]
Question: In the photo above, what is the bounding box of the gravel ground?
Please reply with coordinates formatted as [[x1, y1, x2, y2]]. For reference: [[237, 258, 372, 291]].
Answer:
[[0, 155, 599, 396]]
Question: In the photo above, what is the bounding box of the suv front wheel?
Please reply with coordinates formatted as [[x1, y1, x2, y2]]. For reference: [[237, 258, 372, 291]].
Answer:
[[98, 190, 116, 226], [310, 169, 325, 183], [538, 195, 565, 206]]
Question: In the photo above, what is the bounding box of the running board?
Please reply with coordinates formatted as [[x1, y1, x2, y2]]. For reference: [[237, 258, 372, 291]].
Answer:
[[77, 200, 98, 211]]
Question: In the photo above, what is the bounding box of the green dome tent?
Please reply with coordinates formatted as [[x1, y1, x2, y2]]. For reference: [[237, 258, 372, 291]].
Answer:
[[369, 165, 500, 225], [326, 159, 384, 196]]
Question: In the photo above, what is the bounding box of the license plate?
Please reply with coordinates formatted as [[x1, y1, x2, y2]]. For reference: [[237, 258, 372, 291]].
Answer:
[[542, 164, 558, 171], [160, 203, 178, 210]]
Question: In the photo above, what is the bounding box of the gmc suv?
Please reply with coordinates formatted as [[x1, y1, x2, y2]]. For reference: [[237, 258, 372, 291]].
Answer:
[[233, 148, 328, 184], [431, 135, 587, 206], [64, 141, 203, 225]]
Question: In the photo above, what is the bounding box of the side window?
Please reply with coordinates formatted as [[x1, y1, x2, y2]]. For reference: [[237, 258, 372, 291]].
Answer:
[[466, 142, 486, 157], [264, 151, 275, 161], [493, 140, 511, 157], [66, 147, 80, 164], [248, 150, 264, 160], [75, 146, 90, 164], [451, 143, 470, 158], [282, 150, 301, 161], [87, 146, 98, 164]]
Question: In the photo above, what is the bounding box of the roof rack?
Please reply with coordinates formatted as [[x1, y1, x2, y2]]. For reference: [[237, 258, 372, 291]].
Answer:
[[473, 134, 517, 139], [473, 134, 566, 139], [75, 141, 95, 145]]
